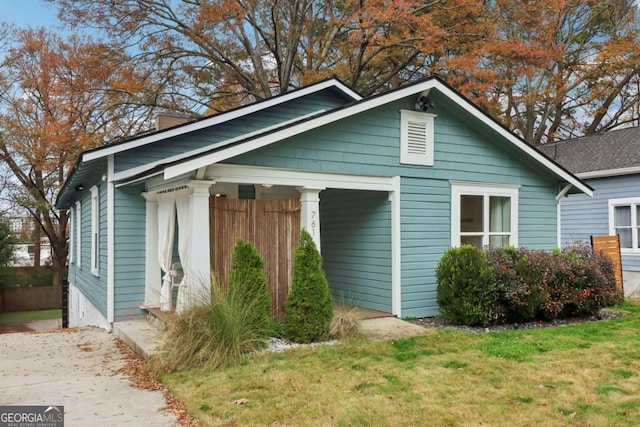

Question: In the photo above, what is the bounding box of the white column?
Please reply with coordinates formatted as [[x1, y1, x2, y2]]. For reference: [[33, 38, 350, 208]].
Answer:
[[298, 188, 323, 252], [187, 181, 211, 304], [142, 193, 161, 307]]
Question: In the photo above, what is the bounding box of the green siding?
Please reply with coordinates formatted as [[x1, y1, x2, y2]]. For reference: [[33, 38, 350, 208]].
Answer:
[[321, 190, 392, 313], [113, 186, 147, 320]]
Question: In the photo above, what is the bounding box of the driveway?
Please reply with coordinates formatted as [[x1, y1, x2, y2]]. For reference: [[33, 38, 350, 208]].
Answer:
[[0, 328, 178, 426]]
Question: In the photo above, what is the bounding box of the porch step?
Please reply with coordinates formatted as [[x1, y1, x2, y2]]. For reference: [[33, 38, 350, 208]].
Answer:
[[113, 319, 165, 359]]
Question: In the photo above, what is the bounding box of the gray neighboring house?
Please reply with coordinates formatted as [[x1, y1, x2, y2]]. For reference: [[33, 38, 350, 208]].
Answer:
[[539, 127, 640, 296]]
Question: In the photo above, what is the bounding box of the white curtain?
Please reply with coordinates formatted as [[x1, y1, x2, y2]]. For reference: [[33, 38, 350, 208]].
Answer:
[[614, 206, 632, 248], [489, 196, 511, 248], [157, 192, 176, 311], [175, 190, 193, 314]]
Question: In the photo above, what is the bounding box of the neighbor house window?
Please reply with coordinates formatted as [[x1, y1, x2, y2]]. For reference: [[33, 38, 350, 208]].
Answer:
[[609, 197, 640, 253], [451, 182, 519, 248], [90, 186, 99, 275], [75, 200, 81, 269], [400, 110, 436, 166]]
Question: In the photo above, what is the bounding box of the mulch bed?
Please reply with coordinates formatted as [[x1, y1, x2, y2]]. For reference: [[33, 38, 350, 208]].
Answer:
[[407, 310, 625, 334]]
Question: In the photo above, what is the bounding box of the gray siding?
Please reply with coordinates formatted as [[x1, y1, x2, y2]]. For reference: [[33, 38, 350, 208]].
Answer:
[[113, 186, 147, 320], [321, 189, 392, 313], [560, 174, 640, 272]]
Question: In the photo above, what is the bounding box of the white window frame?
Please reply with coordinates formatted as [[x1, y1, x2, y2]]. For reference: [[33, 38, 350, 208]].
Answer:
[[75, 200, 81, 269], [69, 206, 74, 265], [451, 182, 520, 248], [609, 197, 640, 254], [400, 109, 436, 166], [90, 186, 99, 276]]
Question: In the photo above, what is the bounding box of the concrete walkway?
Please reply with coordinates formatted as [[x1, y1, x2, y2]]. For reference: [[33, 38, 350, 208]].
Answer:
[[0, 328, 177, 426]]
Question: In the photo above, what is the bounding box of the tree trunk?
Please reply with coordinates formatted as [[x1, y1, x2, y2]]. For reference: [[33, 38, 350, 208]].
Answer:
[[33, 210, 41, 267]]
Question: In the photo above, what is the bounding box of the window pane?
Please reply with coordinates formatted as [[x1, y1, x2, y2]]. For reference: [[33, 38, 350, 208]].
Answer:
[[617, 228, 632, 248], [614, 206, 631, 226], [489, 196, 511, 232], [461, 235, 483, 248], [461, 195, 483, 232], [489, 235, 510, 249]]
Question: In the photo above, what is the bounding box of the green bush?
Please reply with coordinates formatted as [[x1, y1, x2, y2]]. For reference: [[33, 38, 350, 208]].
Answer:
[[284, 229, 333, 343], [436, 245, 502, 326], [227, 238, 271, 325], [0, 219, 14, 267], [155, 280, 269, 373], [438, 244, 622, 326]]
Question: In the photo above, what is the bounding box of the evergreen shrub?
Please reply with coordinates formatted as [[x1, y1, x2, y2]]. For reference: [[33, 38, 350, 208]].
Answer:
[[284, 229, 333, 343]]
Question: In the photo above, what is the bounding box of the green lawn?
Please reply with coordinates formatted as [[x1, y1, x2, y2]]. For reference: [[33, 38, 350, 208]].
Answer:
[[161, 300, 640, 426], [0, 309, 61, 323]]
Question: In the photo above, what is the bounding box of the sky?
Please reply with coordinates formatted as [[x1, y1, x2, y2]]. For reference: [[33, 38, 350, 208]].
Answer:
[[1, 0, 66, 30]]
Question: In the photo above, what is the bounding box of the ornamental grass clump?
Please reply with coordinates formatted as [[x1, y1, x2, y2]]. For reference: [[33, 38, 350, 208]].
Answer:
[[155, 280, 270, 374], [284, 229, 333, 343]]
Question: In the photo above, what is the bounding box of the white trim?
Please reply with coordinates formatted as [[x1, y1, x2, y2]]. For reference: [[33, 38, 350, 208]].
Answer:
[[400, 110, 435, 166], [557, 199, 562, 249], [82, 79, 360, 162], [450, 181, 519, 247], [206, 164, 395, 191], [555, 183, 573, 202], [578, 166, 640, 179], [158, 79, 591, 196], [107, 155, 115, 323], [390, 176, 402, 317], [608, 197, 640, 254], [90, 186, 99, 276], [113, 110, 325, 183], [69, 206, 74, 265], [75, 200, 81, 269]]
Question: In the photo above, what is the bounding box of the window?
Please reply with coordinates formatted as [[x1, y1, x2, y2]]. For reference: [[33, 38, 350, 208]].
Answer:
[[451, 182, 519, 248], [609, 198, 640, 253], [400, 110, 435, 166], [69, 206, 74, 265], [75, 201, 81, 268], [90, 186, 99, 275]]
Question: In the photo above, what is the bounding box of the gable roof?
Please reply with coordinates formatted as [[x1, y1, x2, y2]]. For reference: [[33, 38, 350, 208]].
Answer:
[[538, 127, 640, 179], [56, 75, 593, 209]]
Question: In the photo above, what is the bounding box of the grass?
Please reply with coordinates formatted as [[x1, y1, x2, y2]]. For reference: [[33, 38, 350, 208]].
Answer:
[[0, 309, 61, 323], [161, 300, 640, 426]]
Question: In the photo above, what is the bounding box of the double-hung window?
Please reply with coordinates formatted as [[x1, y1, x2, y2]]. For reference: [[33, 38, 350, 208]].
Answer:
[[609, 197, 640, 253], [451, 182, 519, 248]]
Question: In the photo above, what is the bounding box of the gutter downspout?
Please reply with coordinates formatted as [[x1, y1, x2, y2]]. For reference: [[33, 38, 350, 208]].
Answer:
[[555, 184, 573, 249]]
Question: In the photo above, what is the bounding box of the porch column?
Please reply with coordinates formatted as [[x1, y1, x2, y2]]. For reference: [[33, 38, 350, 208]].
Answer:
[[185, 181, 212, 304], [142, 193, 161, 307], [298, 187, 323, 252]]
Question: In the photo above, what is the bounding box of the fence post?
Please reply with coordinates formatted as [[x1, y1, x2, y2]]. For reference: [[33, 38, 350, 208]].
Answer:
[[61, 278, 69, 328]]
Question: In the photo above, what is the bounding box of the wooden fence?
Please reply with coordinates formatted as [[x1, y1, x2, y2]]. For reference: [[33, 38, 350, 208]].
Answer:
[[1, 286, 62, 312], [591, 235, 624, 292], [210, 197, 301, 319]]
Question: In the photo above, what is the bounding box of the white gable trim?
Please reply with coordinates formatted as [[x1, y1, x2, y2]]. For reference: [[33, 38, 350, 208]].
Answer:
[[113, 110, 325, 183], [159, 79, 592, 198], [83, 79, 360, 162]]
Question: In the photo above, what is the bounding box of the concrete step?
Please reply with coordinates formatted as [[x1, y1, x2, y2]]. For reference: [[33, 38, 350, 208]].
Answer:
[[113, 319, 164, 359]]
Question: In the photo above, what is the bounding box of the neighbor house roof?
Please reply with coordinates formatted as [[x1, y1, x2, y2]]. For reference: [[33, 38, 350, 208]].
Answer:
[[538, 126, 640, 179]]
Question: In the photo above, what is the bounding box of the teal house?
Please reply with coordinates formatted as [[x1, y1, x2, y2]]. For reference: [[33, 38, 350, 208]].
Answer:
[[55, 76, 591, 329]]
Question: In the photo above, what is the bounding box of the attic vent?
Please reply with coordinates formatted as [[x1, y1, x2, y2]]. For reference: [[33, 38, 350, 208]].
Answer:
[[400, 110, 435, 166], [407, 120, 428, 155]]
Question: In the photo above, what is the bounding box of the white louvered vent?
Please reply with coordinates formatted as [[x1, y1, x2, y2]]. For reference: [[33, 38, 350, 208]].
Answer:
[[407, 120, 428, 155], [400, 110, 435, 166]]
